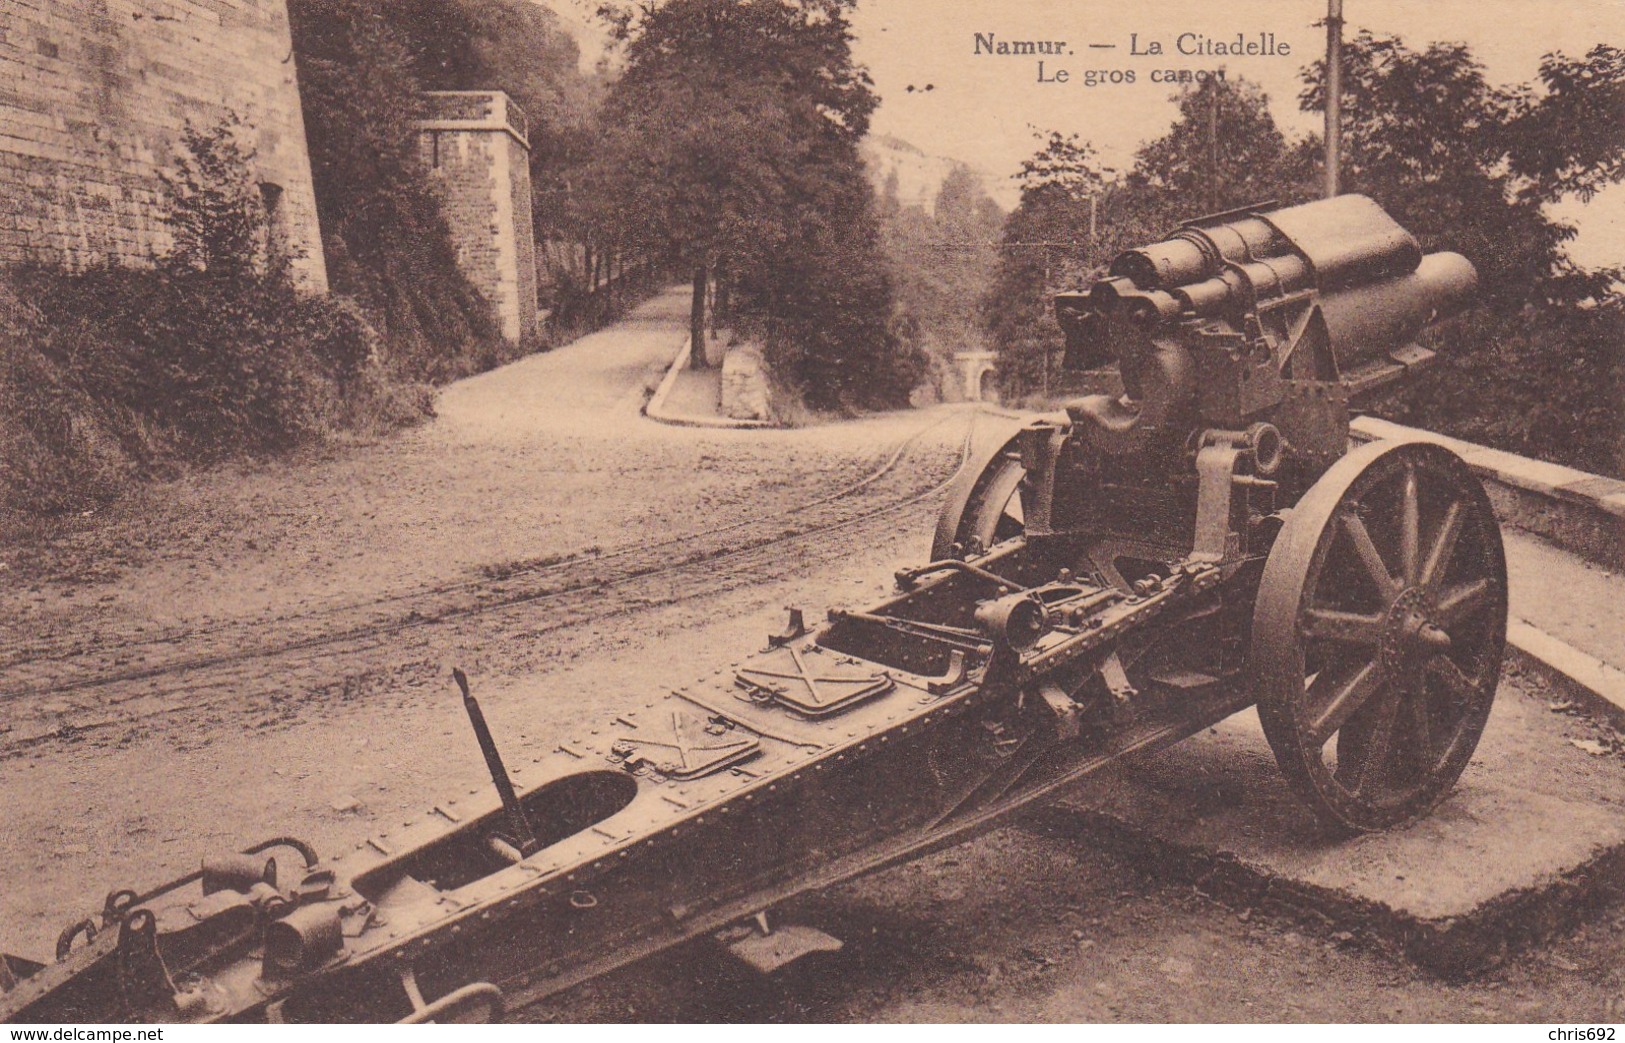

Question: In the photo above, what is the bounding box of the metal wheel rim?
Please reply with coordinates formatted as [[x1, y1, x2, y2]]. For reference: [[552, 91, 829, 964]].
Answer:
[[932, 436, 1026, 560], [1252, 439, 1507, 832]]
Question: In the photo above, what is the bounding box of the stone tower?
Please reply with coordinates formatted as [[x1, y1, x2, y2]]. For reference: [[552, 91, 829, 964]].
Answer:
[[416, 91, 539, 344]]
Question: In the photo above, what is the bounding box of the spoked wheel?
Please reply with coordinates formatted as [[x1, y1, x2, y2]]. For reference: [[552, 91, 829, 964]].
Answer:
[[1252, 440, 1507, 832], [932, 435, 1026, 560]]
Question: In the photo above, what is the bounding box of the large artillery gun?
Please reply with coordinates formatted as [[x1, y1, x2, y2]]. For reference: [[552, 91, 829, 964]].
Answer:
[[1, 196, 1506, 1023]]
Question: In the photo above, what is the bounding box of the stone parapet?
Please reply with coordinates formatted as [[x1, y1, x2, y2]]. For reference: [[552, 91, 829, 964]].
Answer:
[[1350, 415, 1625, 571], [417, 91, 530, 148]]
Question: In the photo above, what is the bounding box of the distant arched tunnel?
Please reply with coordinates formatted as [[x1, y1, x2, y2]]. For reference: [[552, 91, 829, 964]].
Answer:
[[955, 350, 998, 404]]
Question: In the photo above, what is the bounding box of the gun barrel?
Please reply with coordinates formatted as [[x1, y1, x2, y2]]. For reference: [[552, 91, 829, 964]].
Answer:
[[1320, 251, 1477, 371], [1109, 215, 1280, 289], [1054, 195, 1477, 459], [1255, 193, 1422, 289], [1065, 195, 1476, 370]]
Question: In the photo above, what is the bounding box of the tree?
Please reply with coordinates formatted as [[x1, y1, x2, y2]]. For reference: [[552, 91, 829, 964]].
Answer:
[[1507, 45, 1625, 206], [1299, 31, 1625, 475], [158, 116, 272, 283], [1134, 76, 1315, 218], [878, 164, 1003, 378], [1300, 32, 1545, 307], [589, 0, 919, 405], [1299, 33, 1625, 307], [589, 44, 799, 365], [933, 164, 1004, 246], [287, 0, 501, 381], [982, 132, 1112, 398]]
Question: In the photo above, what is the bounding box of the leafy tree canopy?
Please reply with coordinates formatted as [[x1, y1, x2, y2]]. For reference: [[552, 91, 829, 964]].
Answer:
[[1299, 32, 1625, 306], [981, 131, 1113, 397], [589, 0, 921, 408], [1134, 76, 1316, 219], [1295, 31, 1625, 473], [1508, 45, 1625, 205], [877, 164, 1004, 387]]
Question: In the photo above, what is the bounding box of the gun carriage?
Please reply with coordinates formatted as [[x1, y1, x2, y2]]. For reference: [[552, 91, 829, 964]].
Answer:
[[2, 196, 1506, 1023]]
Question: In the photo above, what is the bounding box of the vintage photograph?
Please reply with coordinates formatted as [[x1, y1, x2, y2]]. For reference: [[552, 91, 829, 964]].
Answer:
[[1, 0, 1622, 1026]]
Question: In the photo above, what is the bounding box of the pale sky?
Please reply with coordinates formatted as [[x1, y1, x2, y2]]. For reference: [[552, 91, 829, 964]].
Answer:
[[540, 0, 1625, 267], [849, 0, 1624, 267]]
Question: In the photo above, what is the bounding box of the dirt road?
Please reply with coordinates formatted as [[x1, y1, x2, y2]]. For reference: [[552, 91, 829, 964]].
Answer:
[[2, 289, 1621, 1022]]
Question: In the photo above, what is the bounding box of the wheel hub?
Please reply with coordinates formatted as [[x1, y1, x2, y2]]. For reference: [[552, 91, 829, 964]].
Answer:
[[1380, 586, 1450, 677]]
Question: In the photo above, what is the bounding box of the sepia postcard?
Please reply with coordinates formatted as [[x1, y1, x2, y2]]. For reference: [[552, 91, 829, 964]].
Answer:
[[0, 0, 1621, 1028]]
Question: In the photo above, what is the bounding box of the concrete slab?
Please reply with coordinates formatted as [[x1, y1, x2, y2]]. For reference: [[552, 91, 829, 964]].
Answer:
[[1030, 675, 1625, 977], [664, 366, 725, 418]]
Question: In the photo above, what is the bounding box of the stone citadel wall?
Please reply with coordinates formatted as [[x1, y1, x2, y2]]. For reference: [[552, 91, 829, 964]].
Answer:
[[0, 0, 327, 290]]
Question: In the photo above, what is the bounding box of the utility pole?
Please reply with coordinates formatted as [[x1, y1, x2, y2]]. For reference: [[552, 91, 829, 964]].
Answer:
[[1208, 82, 1220, 212], [1324, 0, 1344, 197], [1043, 250, 1053, 398]]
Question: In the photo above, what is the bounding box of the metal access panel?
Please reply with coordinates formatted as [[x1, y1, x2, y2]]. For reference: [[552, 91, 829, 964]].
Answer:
[[735, 643, 895, 717], [609, 706, 761, 781]]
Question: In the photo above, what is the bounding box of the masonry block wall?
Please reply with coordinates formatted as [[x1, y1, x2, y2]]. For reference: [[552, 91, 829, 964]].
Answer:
[[417, 91, 538, 343], [0, 0, 327, 291]]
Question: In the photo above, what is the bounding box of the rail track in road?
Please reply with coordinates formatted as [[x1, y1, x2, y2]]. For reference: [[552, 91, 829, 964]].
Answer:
[[0, 411, 965, 689], [0, 409, 988, 757]]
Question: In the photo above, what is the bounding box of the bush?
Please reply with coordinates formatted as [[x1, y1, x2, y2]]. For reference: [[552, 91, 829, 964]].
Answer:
[[1, 262, 416, 502], [0, 281, 132, 513], [0, 117, 431, 517], [1379, 301, 1624, 478], [750, 220, 928, 413], [30, 268, 367, 453]]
